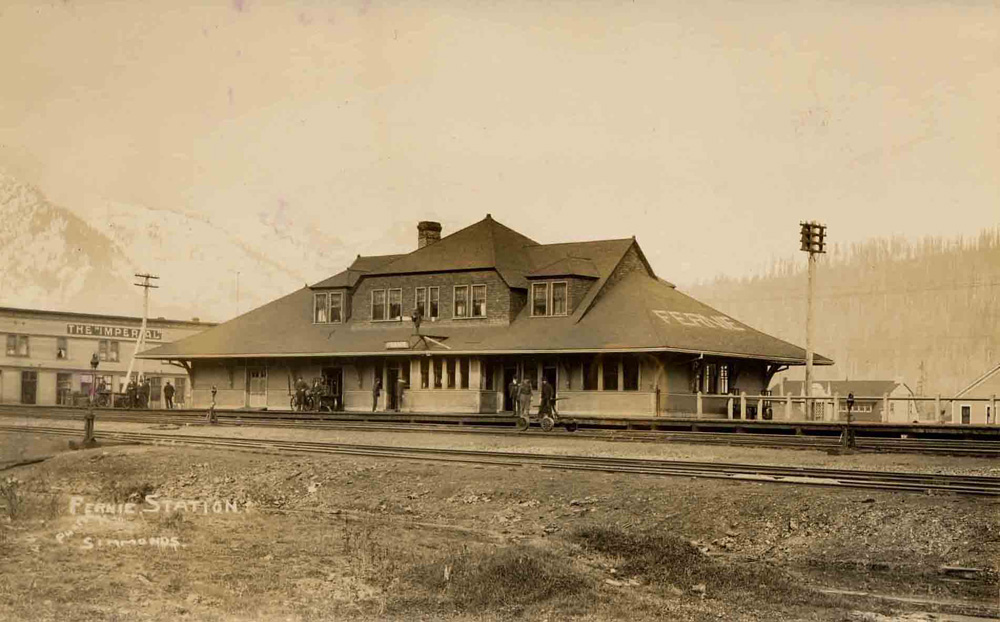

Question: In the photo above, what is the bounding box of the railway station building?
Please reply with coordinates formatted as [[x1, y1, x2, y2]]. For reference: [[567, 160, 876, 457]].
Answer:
[[141, 216, 831, 417], [0, 306, 212, 408]]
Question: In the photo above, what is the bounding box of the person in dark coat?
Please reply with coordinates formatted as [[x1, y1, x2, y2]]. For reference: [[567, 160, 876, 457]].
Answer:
[[140, 379, 151, 409], [508, 378, 520, 416], [540, 377, 555, 416], [372, 377, 382, 412], [164, 380, 175, 409]]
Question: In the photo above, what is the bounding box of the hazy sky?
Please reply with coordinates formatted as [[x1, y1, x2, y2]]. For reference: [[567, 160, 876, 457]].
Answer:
[[1, 0, 997, 286]]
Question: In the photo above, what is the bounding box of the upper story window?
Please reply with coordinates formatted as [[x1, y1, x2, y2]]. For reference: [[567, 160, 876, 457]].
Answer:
[[372, 290, 386, 321], [428, 287, 439, 320], [371, 289, 402, 321], [314, 291, 344, 324], [531, 281, 568, 317], [98, 340, 119, 362], [314, 292, 329, 323], [329, 292, 343, 323], [6, 334, 29, 357], [415, 286, 441, 321], [454, 286, 469, 318], [388, 289, 402, 320], [471, 285, 487, 317], [56, 337, 68, 359]]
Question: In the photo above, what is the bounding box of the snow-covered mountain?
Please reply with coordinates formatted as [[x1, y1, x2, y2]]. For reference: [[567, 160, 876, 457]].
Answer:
[[0, 171, 353, 323]]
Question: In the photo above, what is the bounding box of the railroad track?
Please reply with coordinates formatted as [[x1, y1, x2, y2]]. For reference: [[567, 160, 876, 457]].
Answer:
[[2, 408, 999, 457], [3, 423, 1000, 496]]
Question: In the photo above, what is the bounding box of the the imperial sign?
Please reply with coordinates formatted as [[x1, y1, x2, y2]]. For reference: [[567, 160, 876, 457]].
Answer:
[[67, 324, 163, 341]]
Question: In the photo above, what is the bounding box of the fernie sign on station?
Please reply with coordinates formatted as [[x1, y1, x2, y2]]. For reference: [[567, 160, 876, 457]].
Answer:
[[66, 324, 163, 341]]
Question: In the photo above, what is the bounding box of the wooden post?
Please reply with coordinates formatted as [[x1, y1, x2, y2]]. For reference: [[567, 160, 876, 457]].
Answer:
[[785, 394, 792, 420], [696, 391, 703, 417], [727, 396, 734, 419], [991, 394, 996, 425], [756, 396, 763, 419], [833, 393, 840, 421], [739, 391, 747, 420]]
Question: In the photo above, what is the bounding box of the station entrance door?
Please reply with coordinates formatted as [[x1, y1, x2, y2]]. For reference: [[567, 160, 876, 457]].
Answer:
[[247, 368, 267, 408]]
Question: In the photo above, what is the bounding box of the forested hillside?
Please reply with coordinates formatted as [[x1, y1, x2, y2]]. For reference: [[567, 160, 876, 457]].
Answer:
[[685, 228, 1000, 395]]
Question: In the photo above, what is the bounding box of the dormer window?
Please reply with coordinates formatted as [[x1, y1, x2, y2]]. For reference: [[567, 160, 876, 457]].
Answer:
[[314, 291, 344, 324], [314, 293, 329, 323], [531, 281, 568, 317]]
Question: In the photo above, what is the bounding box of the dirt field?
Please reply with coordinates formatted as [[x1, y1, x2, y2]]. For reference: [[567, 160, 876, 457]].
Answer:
[[1, 427, 998, 621]]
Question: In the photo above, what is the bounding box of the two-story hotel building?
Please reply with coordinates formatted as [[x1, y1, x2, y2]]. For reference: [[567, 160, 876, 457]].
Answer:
[[1, 307, 212, 407], [141, 216, 831, 416]]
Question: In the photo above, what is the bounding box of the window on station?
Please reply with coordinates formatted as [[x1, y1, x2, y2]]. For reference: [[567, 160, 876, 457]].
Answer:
[[314, 292, 329, 323], [415, 287, 427, 317], [471, 285, 487, 318], [420, 359, 429, 389], [531, 283, 548, 316], [446, 358, 456, 389], [56, 337, 68, 359], [433, 358, 443, 389], [428, 287, 439, 320], [719, 364, 729, 394], [371, 289, 386, 321], [704, 363, 718, 394], [174, 378, 186, 404], [583, 358, 599, 391], [454, 286, 469, 318], [602, 356, 620, 391], [459, 358, 469, 389], [329, 293, 343, 323], [483, 361, 495, 391], [623, 358, 639, 391], [551, 282, 568, 316], [388, 289, 403, 320]]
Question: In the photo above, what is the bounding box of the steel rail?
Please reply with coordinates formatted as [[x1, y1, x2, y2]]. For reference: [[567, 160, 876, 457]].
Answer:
[[3, 423, 999, 496], [3, 409, 999, 457]]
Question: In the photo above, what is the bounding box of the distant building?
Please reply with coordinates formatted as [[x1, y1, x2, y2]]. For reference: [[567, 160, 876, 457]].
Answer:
[[141, 216, 832, 416], [772, 379, 916, 422], [953, 363, 1000, 425], [1, 306, 212, 407]]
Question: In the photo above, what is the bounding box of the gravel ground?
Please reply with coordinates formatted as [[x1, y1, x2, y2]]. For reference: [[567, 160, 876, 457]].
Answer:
[[5, 415, 1000, 477]]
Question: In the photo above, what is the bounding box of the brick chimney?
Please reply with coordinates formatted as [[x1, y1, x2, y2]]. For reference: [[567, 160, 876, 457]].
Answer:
[[417, 221, 442, 249]]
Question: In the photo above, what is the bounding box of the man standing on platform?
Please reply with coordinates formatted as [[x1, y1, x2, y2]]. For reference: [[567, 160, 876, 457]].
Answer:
[[518, 377, 532, 420], [508, 377, 520, 416], [372, 377, 382, 413], [164, 380, 175, 410]]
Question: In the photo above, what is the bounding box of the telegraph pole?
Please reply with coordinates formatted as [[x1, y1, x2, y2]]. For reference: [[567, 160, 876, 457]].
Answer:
[[124, 273, 160, 387], [799, 222, 826, 419]]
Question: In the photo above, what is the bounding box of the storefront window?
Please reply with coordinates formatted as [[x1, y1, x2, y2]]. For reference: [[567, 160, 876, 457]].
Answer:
[[433, 358, 443, 389]]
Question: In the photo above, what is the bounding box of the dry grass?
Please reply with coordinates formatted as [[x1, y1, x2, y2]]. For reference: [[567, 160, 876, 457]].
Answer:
[[573, 525, 852, 610]]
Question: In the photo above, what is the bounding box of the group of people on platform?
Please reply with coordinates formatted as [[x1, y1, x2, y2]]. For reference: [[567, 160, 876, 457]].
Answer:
[[508, 376, 556, 419], [94, 377, 176, 409], [294, 376, 340, 412]]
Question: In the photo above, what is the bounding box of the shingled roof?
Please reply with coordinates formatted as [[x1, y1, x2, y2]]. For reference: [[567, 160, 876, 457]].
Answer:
[[141, 215, 829, 365]]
